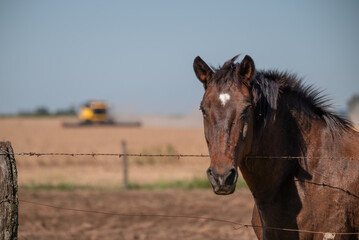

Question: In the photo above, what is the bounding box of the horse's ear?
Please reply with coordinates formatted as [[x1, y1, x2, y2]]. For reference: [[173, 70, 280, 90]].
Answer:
[[193, 56, 213, 88], [236, 55, 255, 85]]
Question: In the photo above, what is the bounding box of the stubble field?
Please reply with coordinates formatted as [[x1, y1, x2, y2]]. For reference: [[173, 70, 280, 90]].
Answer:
[[0, 117, 256, 240]]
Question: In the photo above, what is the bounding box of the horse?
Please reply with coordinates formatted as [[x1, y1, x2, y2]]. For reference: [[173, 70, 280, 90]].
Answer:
[[193, 55, 359, 240]]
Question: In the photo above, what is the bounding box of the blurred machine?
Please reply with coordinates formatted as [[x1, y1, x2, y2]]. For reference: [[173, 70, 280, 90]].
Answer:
[[78, 101, 109, 124], [62, 101, 141, 127]]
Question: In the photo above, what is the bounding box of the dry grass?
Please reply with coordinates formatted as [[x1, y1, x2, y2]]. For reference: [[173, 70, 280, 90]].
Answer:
[[0, 117, 210, 187]]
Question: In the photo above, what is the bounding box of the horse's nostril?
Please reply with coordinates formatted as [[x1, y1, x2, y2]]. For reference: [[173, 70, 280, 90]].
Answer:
[[207, 168, 213, 177], [207, 167, 218, 181], [207, 167, 219, 188], [225, 169, 237, 186]]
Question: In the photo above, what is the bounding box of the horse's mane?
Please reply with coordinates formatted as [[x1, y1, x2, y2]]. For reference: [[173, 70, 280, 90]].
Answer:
[[253, 70, 352, 134], [212, 58, 353, 134]]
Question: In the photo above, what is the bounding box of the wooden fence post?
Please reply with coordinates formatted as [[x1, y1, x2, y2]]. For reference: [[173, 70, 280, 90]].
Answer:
[[122, 141, 128, 190], [0, 141, 18, 240]]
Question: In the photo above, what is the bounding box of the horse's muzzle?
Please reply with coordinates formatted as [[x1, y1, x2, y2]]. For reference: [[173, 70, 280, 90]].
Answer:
[[207, 167, 238, 195]]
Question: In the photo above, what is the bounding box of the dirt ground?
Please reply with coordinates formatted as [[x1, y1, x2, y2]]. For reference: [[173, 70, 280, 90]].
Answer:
[[19, 189, 257, 240], [1, 117, 257, 239]]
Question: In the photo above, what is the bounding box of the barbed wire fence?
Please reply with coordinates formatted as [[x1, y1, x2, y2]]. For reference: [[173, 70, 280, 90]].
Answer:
[[1, 143, 359, 239], [5, 151, 359, 160]]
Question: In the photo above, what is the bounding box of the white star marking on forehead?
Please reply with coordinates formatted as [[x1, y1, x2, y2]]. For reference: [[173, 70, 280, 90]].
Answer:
[[219, 93, 231, 106]]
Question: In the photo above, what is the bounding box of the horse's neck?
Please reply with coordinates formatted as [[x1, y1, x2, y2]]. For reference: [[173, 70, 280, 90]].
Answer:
[[242, 103, 305, 202], [252, 104, 305, 157], [245, 97, 355, 202]]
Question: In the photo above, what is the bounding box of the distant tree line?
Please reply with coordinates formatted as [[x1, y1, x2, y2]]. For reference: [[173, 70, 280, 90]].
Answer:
[[17, 106, 76, 117]]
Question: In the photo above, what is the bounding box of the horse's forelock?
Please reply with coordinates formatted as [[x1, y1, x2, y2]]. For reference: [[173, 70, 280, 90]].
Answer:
[[222, 55, 240, 69]]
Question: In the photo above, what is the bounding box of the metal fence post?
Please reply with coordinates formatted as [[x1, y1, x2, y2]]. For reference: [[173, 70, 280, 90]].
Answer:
[[122, 141, 128, 190]]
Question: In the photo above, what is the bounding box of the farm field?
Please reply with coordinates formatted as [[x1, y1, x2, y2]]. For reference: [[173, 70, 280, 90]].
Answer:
[[19, 189, 256, 240], [0, 117, 257, 239], [0, 117, 210, 187]]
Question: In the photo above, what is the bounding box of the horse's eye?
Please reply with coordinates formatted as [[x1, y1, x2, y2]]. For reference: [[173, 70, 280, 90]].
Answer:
[[240, 113, 247, 121], [240, 106, 251, 120]]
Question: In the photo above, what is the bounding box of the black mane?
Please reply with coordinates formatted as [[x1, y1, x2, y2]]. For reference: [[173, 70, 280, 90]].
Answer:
[[253, 70, 352, 133], [212, 60, 353, 134]]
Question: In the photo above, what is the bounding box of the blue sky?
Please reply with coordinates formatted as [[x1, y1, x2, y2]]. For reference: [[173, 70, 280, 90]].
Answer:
[[1, 1, 358, 115]]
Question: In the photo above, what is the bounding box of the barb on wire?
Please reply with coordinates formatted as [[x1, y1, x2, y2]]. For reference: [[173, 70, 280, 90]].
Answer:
[[18, 199, 359, 236]]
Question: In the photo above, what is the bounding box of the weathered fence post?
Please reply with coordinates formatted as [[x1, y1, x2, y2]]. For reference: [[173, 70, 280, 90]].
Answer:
[[122, 141, 128, 190], [0, 141, 18, 240]]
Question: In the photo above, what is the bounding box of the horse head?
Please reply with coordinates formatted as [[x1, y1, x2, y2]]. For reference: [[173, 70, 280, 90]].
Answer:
[[193, 55, 256, 195]]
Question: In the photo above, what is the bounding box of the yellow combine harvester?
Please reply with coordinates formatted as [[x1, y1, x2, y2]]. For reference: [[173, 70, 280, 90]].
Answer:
[[62, 101, 141, 127], [78, 101, 109, 124]]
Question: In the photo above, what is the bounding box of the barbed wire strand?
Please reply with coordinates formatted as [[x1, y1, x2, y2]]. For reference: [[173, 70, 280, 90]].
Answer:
[[0, 151, 209, 158], [10, 198, 359, 236], [1, 150, 359, 161], [18, 198, 240, 226]]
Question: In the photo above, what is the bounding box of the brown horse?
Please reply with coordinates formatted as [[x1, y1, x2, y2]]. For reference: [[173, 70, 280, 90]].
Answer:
[[193, 55, 359, 240]]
